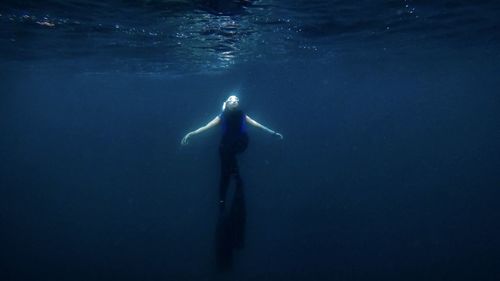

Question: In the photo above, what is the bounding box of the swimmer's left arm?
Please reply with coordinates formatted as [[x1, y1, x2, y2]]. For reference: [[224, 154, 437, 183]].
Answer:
[[245, 115, 283, 139]]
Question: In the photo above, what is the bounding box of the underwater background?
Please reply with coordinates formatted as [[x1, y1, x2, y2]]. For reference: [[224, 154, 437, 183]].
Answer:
[[1, 1, 499, 280]]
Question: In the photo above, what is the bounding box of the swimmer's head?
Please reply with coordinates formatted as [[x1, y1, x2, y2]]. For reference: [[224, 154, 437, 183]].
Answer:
[[222, 95, 239, 111]]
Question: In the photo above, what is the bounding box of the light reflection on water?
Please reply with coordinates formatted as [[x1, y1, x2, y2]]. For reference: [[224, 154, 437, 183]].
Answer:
[[0, 0, 499, 74]]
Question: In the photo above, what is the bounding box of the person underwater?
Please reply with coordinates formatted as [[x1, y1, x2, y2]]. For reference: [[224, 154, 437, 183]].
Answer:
[[180, 94, 283, 210]]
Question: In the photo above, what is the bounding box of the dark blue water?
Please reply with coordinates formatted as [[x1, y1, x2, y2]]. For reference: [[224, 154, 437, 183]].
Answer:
[[1, 1, 500, 281]]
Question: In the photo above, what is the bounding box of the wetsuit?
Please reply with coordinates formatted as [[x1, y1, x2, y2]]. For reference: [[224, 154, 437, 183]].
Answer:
[[216, 108, 249, 270], [218, 108, 248, 209]]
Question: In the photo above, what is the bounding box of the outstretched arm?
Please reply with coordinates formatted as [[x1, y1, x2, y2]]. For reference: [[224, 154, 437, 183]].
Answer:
[[181, 116, 221, 145], [246, 115, 283, 139]]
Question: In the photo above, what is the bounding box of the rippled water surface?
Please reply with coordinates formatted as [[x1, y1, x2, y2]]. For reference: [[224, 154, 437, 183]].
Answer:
[[1, 0, 499, 73]]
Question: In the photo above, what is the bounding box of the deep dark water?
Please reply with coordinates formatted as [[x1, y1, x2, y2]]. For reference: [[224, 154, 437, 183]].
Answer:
[[1, 52, 499, 281], [1, 1, 500, 280]]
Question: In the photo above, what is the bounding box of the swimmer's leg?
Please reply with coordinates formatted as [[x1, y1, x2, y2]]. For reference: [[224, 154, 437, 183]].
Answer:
[[231, 174, 246, 249], [218, 148, 235, 212]]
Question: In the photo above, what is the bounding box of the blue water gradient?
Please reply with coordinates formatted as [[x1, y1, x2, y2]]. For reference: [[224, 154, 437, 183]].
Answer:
[[1, 1, 499, 281]]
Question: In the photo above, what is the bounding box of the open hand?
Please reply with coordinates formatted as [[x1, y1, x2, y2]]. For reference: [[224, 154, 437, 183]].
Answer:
[[181, 133, 191, 145]]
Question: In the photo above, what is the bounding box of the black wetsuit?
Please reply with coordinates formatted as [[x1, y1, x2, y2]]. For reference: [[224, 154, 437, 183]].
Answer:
[[218, 108, 248, 209], [216, 108, 249, 270]]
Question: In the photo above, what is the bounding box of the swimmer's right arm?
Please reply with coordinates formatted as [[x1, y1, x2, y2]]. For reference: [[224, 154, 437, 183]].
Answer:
[[181, 116, 221, 145]]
